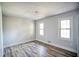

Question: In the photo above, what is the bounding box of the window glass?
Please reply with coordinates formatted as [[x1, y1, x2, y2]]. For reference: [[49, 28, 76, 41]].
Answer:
[[40, 23, 44, 35]]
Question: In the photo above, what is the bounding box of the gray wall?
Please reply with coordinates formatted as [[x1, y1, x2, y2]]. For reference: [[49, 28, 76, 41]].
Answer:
[[0, 4, 3, 57], [78, 16, 79, 56], [36, 10, 79, 53], [3, 15, 35, 48]]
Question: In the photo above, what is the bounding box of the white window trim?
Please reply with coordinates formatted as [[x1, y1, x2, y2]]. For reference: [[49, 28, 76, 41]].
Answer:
[[58, 17, 73, 41], [39, 23, 44, 36]]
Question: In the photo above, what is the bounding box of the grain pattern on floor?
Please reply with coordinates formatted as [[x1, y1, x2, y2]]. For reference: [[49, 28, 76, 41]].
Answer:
[[4, 40, 77, 57]]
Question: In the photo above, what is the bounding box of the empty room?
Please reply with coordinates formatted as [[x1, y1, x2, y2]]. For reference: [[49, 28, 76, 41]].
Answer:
[[0, 2, 79, 57]]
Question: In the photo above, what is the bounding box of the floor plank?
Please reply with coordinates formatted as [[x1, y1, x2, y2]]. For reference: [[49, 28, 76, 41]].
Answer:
[[4, 40, 77, 57]]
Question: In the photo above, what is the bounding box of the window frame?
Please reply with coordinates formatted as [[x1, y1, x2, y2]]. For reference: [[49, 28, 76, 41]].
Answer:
[[58, 17, 72, 40], [39, 23, 44, 36]]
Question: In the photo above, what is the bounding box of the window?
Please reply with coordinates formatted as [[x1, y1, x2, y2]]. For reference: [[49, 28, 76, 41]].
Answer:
[[60, 20, 70, 39], [40, 23, 44, 35]]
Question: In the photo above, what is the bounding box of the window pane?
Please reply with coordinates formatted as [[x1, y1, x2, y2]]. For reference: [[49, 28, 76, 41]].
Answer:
[[61, 20, 70, 28], [61, 29, 70, 38], [40, 30, 44, 35], [40, 23, 44, 29], [40, 23, 44, 36]]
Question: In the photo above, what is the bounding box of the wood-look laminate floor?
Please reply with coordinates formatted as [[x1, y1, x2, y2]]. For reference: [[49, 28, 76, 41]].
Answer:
[[4, 40, 77, 57]]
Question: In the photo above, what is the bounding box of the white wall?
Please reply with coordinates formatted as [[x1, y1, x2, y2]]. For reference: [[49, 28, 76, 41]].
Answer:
[[0, 4, 3, 57], [36, 10, 79, 53], [73, 12, 79, 56], [3, 15, 35, 48]]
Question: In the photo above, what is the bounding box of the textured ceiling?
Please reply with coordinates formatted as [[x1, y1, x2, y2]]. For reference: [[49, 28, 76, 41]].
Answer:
[[2, 2, 79, 20]]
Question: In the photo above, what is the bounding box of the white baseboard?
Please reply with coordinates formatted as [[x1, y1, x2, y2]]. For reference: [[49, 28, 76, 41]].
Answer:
[[3, 39, 35, 49], [36, 39, 77, 53], [3, 39, 77, 53]]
